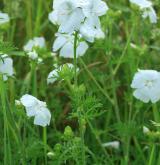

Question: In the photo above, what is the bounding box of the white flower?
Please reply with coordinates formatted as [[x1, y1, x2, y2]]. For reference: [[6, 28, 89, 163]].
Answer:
[[80, 16, 104, 42], [131, 70, 160, 103], [130, 0, 157, 23], [53, 33, 88, 58], [78, 0, 108, 18], [47, 63, 78, 84], [143, 126, 150, 134], [0, 12, 10, 25], [20, 94, 51, 127], [47, 69, 58, 84], [142, 7, 157, 24], [130, 0, 152, 9], [23, 37, 46, 52], [49, 0, 85, 33], [27, 51, 38, 60], [0, 55, 14, 81], [102, 141, 120, 149]]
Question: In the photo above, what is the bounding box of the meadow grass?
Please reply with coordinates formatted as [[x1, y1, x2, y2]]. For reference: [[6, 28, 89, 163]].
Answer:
[[0, 0, 160, 164]]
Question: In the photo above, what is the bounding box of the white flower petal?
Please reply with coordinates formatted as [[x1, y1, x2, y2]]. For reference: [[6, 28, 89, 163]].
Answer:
[[47, 69, 58, 84], [0, 55, 14, 81], [59, 8, 84, 33], [0, 12, 10, 25], [60, 42, 74, 58], [34, 107, 51, 127], [48, 11, 58, 25], [131, 70, 160, 103], [52, 35, 67, 52], [20, 94, 38, 107], [77, 41, 88, 56]]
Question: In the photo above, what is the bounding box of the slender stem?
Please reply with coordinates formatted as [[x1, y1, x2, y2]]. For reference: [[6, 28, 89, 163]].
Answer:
[[43, 127, 47, 165], [34, 0, 42, 35], [74, 32, 78, 85], [78, 108, 86, 165], [152, 104, 160, 131], [148, 145, 155, 165], [73, 33, 85, 164], [87, 119, 108, 156], [113, 22, 135, 75], [79, 58, 114, 105], [31, 61, 37, 97], [0, 75, 8, 165]]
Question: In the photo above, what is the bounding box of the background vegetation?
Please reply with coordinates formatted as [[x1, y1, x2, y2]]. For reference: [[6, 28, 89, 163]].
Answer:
[[0, 0, 160, 164]]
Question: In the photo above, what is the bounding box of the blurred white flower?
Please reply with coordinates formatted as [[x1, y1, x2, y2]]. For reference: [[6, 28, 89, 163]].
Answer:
[[102, 141, 120, 149], [0, 55, 14, 81], [142, 7, 157, 24], [143, 126, 150, 134], [80, 17, 104, 42], [130, 0, 157, 23], [78, 0, 108, 18], [47, 63, 78, 84], [49, 0, 108, 38], [130, 0, 152, 9], [49, 0, 85, 33], [20, 94, 51, 127], [47, 69, 58, 84], [53, 33, 88, 58], [27, 51, 38, 60], [131, 70, 160, 103], [0, 12, 10, 25], [23, 37, 46, 52]]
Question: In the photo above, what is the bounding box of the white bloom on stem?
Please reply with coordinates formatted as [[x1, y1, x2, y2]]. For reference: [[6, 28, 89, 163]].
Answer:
[[0, 55, 14, 81], [130, 0, 152, 9], [27, 51, 38, 60], [53, 33, 88, 58], [80, 17, 104, 42], [0, 12, 10, 25], [130, 0, 157, 23], [20, 94, 51, 127], [23, 37, 46, 52], [102, 141, 120, 149], [143, 126, 150, 134], [131, 69, 160, 103], [78, 0, 108, 18], [49, 0, 85, 33], [47, 63, 77, 84], [142, 7, 157, 24]]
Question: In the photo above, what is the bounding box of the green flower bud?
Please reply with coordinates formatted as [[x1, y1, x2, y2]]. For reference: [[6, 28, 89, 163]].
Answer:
[[64, 126, 74, 140]]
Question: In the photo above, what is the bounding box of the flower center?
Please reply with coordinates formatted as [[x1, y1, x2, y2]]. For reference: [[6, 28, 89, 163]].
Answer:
[[144, 80, 154, 88]]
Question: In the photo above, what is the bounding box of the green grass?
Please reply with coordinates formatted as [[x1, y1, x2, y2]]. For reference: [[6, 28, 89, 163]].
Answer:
[[0, 0, 160, 164]]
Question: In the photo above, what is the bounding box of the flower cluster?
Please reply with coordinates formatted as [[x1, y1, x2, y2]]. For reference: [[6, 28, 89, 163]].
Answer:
[[20, 94, 51, 127], [131, 70, 160, 103], [0, 55, 14, 81], [130, 0, 157, 23], [49, 0, 109, 58], [23, 37, 46, 61], [47, 63, 79, 84]]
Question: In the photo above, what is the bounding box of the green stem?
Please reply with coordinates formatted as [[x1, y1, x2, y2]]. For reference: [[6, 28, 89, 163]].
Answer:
[[148, 145, 155, 165], [73, 32, 86, 164], [0, 75, 9, 165], [31, 61, 37, 97], [74, 32, 78, 85], [87, 119, 108, 157], [78, 108, 86, 165], [34, 0, 42, 35], [152, 104, 160, 131], [79, 58, 114, 105], [113, 21, 135, 75], [43, 127, 47, 165]]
